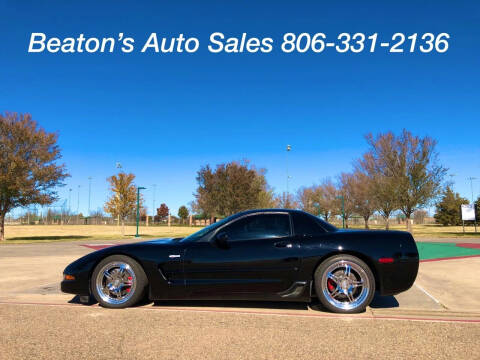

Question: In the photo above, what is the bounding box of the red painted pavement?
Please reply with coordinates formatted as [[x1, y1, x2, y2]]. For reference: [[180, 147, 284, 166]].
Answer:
[[456, 243, 480, 249]]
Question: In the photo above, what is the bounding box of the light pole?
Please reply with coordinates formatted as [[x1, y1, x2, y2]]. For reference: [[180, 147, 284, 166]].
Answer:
[[88, 177, 92, 215], [467, 177, 477, 203], [68, 188, 72, 212], [336, 195, 345, 228], [449, 174, 456, 191], [76, 185, 81, 214], [152, 184, 156, 219], [286, 144, 292, 196], [135, 186, 146, 238]]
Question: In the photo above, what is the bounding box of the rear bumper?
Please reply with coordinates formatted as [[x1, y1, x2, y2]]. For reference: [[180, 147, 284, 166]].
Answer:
[[377, 232, 419, 296], [377, 259, 419, 295]]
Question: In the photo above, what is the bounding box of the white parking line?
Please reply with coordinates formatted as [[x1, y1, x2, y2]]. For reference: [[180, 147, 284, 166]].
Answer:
[[414, 283, 445, 308]]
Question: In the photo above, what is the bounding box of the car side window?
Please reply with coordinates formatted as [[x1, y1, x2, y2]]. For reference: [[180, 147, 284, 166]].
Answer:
[[223, 214, 291, 241], [292, 212, 325, 237]]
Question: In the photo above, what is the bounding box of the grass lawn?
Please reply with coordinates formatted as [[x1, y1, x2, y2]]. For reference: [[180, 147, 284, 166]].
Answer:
[[2, 224, 199, 244], [1, 223, 479, 244], [346, 223, 480, 238]]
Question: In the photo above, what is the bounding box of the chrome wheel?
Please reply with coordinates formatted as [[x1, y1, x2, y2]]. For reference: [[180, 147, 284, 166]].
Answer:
[[95, 261, 137, 305], [321, 260, 370, 311]]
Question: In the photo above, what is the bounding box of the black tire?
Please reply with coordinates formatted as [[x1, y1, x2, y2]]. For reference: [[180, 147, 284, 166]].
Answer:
[[314, 255, 375, 314], [91, 255, 148, 309]]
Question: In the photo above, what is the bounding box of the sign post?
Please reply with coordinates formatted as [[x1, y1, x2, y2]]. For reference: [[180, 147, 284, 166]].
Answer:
[[461, 204, 477, 233]]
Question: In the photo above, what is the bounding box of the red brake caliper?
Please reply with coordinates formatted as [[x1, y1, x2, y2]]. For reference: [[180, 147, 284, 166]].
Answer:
[[126, 276, 133, 293], [327, 279, 335, 292]]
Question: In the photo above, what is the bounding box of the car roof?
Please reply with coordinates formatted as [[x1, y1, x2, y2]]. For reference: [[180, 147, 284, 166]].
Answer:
[[230, 209, 337, 232], [234, 208, 302, 215]]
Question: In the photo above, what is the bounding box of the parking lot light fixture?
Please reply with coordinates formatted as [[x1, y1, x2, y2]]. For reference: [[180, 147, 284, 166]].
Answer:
[[135, 186, 146, 238], [286, 145, 292, 196], [467, 177, 477, 203]]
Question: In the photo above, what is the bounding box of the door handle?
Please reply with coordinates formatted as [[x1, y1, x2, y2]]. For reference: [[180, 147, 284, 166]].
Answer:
[[274, 241, 293, 248]]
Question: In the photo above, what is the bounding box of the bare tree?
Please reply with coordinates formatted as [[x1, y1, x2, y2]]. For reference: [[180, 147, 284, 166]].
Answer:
[[350, 170, 377, 229], [297, 186, 317, 214], [356, 147, 399, 229], [317, 179, 338, 222], [364, 130, 447, 232], [297, 180, 338, 222], [337, 173, 357, 228], [413, 210, 428, 225], [275, 192, 298, 209], [0, 113, 69, 241]]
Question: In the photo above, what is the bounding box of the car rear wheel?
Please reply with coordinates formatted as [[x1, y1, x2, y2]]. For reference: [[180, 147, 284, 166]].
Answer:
[[314, 255, 375, 314], [91, 255, 148, 308]]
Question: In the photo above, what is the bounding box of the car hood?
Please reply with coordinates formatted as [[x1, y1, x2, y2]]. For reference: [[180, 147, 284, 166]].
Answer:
[[140, 238, 183, 245], [63, 238, 183, 274]]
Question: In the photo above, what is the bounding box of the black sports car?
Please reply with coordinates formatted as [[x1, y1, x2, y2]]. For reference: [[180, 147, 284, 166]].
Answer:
[[61, 209, 419, 313]]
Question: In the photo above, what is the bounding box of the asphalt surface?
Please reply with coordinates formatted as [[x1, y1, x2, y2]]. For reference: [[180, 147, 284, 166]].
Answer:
[[0, 238, 479, 359], [0, 303, 478, 360]]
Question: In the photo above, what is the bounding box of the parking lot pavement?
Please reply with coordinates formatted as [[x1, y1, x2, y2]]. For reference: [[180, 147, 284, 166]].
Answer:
[[0, 302, 478, 360], [1, 239, 479, 359], [415, 257, 480, 312], [0, 240, 479, 318]]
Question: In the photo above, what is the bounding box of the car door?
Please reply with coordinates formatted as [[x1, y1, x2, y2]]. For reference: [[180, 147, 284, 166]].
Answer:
[[183, 212, 302, 299]]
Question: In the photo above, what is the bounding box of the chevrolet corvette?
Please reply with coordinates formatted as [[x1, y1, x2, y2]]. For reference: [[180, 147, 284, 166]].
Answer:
[[61, 209, 419, 313]]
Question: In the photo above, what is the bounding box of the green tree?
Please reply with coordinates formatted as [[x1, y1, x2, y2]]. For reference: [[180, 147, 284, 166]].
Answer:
[[104, 172, 140, 234], [434, 186, 468, 226], [0, 112, 69, 241], [476, 197, 480, 219], [178, 205, 189, 224], [193, 160, 272, 217]]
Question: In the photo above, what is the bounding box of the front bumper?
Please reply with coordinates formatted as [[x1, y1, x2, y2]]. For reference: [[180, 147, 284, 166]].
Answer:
[[60, 252, 100, 296], [61, 274, 90, 295]]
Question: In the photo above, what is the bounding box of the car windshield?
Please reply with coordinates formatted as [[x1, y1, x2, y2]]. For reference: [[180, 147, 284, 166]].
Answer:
[[180, 215, 235, 242]]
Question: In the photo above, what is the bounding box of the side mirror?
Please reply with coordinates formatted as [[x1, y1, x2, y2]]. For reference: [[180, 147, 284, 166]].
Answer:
[[215, 232, 229, 249]]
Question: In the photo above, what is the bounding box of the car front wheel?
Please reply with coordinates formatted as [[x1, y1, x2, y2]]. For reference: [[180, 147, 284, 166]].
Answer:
[[91, 255, 148, 308], [314, 255, 375, 314]]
